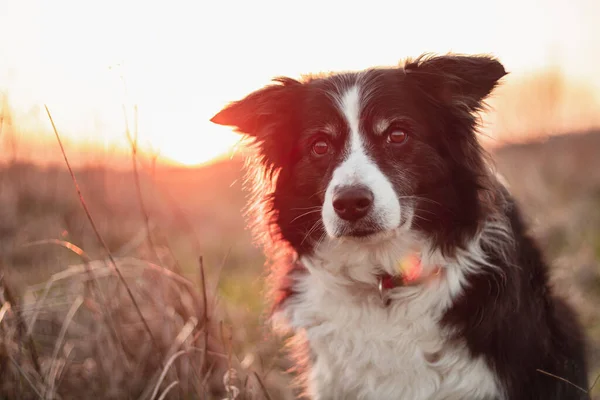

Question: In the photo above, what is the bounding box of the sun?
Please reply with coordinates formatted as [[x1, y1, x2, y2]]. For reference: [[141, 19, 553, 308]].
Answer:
[[124, 101, 246, 167], [154, 123, 243, 167]]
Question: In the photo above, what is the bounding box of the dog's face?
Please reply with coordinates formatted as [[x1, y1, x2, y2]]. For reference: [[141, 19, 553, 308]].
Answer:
[[211, 55, 506, 256]]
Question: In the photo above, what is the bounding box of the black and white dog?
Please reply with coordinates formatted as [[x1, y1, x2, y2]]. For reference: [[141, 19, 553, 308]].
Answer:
[[210, 54, 589, 400]]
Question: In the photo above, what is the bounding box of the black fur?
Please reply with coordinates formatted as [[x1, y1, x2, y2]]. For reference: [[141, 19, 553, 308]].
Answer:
[[443, 192, 589, 399], [211, 54, 589, 399]]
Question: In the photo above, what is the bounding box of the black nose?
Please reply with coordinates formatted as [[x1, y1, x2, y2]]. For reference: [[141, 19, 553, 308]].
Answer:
[[332, 186, 374, 221]]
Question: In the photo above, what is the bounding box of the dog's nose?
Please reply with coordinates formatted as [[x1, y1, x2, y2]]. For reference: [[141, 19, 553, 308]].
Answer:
[[332, 186, 374, 221]]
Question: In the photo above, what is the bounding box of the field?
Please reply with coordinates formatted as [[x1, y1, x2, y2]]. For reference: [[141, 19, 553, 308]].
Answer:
[[1, 130, 599, 399]]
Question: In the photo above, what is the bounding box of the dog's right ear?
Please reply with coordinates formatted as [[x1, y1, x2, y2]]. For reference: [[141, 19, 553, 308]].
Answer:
[[211, 77, 302, 171], [210, 77, 301, 137]]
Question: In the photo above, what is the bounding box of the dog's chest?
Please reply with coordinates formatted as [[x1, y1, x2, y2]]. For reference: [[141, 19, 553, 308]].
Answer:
[[282, 270, 502, 400]]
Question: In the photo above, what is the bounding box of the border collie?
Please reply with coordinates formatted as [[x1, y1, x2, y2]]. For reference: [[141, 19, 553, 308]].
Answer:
[[210, 54, 589, 400]]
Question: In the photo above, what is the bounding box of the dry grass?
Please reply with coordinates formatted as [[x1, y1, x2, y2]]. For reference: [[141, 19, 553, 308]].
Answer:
[[0, 157, 295, 399], [0, 111, 599, 398]]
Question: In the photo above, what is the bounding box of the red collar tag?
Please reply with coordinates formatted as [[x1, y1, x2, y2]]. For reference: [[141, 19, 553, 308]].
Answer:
[[381, 274, 402, 290]]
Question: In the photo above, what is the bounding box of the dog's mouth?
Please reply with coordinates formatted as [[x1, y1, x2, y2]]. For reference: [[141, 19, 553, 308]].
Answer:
[[336, 222, 393, 241], [329, 217, 393, 240], [347, 228, 379, 238]]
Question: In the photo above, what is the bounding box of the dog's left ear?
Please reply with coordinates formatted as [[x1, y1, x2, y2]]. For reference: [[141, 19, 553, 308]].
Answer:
[[404, 54, 507, 109]]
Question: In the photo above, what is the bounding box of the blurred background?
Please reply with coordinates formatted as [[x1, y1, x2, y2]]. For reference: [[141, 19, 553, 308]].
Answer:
[[0, 0, 599, 398]]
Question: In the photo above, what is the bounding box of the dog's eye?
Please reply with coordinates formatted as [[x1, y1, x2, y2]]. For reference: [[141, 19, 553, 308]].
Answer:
[[312, 139, 330, 156], [386, 129, 409, 145]]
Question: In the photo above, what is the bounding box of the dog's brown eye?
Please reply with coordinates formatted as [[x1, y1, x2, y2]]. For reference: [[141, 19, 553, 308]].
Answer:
[[387, 129, 408, 144], [312, 140, 330, 156]]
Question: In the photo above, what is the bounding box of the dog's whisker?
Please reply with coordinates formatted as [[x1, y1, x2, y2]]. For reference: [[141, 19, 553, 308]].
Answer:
[[410, 213, 432, 223], [291, 206, 323, 211], [289, 209, 322, 224], [300, 220, 323, 247], [398, 196, 443, 206]]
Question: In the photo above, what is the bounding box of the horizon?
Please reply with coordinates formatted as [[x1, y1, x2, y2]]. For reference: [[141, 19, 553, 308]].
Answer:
[[2, 129, 599, 173]]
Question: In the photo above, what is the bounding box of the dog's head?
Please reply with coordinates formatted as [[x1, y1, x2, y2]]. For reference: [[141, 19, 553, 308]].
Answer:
[[211, 54, 506, 257]]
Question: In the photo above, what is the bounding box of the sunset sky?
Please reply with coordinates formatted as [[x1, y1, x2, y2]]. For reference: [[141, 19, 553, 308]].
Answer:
[[1, 0, 599, 166]]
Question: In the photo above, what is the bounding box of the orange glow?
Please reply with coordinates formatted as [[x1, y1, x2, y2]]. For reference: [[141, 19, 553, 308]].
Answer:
[[1, 0, 599, 166], [397, 254, 423, 283]]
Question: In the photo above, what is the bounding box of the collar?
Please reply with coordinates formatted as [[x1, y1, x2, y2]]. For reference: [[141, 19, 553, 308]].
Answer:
[[377, 254, 443, 306], [293, 253, 443, 306]]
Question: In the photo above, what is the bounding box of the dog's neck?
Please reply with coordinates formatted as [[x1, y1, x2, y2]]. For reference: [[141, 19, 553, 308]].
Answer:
[[298, 230, 447, 296], [295, 220, 510, 308], [295, 249, 444, 307]]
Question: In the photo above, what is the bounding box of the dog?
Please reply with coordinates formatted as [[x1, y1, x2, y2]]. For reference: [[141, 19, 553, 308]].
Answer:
[[210, 54, 589, 400]]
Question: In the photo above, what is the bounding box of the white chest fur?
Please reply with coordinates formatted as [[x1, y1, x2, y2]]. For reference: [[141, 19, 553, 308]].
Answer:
[[274, 236, 504, 400]]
